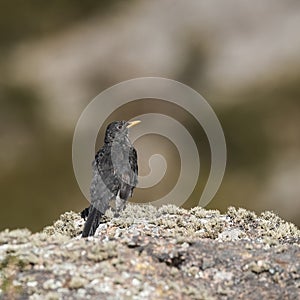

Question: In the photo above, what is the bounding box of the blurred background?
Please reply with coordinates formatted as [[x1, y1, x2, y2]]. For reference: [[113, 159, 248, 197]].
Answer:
[[1, 0, 300, 231]]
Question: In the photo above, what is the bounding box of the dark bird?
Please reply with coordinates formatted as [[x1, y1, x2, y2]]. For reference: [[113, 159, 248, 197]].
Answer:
[[81, 120, 140, 237]]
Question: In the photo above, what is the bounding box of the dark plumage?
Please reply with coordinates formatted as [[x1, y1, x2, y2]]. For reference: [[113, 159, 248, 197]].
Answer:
[[81, 120, 140, 237]]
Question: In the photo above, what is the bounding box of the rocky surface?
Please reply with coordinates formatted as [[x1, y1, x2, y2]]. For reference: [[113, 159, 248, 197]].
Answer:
[[0, 205, 299, 299]]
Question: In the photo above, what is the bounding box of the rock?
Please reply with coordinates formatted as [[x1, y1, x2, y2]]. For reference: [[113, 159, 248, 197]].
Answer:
[[0, 204, 299, 299]]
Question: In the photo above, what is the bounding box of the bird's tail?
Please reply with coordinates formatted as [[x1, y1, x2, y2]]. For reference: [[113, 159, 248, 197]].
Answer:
[[82, 206, 103, 237]]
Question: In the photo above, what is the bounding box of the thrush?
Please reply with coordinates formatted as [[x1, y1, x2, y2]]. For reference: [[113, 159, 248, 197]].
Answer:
[[81, 120, 140, 237]]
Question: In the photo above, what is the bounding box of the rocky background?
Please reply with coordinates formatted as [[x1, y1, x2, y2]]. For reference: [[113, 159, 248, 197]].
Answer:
[[0, 205, 299, 299], [1, 1, 300, 231]]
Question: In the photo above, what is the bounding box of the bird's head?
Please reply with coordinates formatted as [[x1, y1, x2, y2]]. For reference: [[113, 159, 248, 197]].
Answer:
[[104, 120, 141, 143]]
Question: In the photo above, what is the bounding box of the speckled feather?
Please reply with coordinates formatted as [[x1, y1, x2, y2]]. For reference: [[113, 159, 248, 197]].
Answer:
[[82, 121, 138, 237]]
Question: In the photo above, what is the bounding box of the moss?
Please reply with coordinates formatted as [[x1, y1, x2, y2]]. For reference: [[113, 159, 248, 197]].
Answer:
[[156, 217, 178, 229], [0, 228, 31, 245], [43, 211, 84, 238], [120, 204, 158, 219], [245, 260, 271, 274], [86, 241, 118, 262], [113, 216, 135, 228], [190, 207, 220, 218], [258, 211, 300, 241], [44, 292, 60, 300], [38, 204, 300, 246], [157, 205, 188, 216], [202, 217, 225, 239], [225, 207, 300, 244], [227, 207, 257, 222], [68, 276, 88, 289], [0, 255, 25, 297], [1, 254, 29, 272]]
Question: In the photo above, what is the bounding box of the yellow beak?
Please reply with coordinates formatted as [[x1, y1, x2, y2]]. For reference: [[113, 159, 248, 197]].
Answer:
[[127, 120, 141, 128]]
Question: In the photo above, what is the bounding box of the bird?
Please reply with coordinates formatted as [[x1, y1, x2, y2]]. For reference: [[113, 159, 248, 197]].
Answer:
[[81, 120, 140, 237]]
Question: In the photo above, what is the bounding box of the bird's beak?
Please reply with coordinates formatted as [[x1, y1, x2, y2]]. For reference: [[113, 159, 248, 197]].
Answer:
[[126, 120, 141, 128]]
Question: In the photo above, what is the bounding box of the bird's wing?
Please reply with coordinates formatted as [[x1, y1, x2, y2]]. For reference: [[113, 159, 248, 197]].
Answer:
[[129, 147, 138, 186], [90, 168, 114, 214], [94, 147, 112, 172], [90, 146, 117, 213], [119, 146, 138, 200], [129, 147, 138, 176]]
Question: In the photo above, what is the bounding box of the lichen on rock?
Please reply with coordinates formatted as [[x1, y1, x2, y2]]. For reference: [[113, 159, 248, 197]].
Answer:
[[0, 204, 299, 299]]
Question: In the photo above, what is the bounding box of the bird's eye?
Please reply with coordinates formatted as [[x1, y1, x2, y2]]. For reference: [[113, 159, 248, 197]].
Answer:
[[117, 124, 123, 130]]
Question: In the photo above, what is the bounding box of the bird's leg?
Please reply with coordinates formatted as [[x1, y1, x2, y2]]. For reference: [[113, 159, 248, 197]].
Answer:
[[115, 191, 126, 217]]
